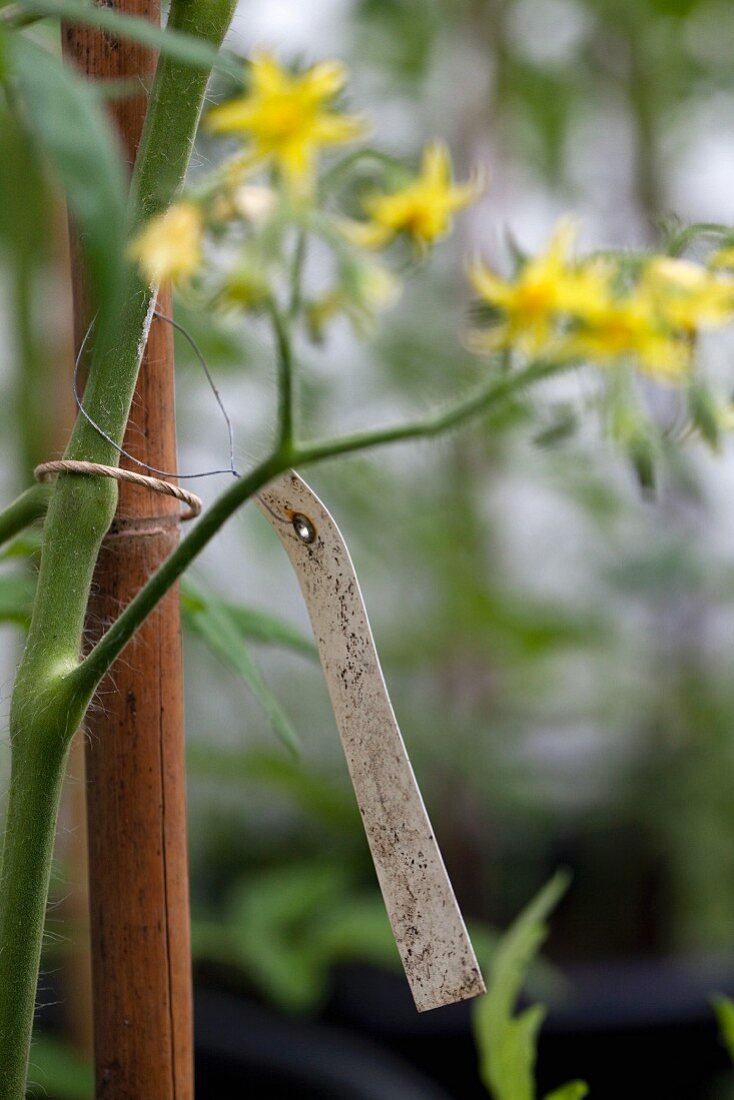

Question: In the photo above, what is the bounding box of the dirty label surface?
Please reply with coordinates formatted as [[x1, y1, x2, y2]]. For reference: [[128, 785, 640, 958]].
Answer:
[[257, 471, 486, 1012]]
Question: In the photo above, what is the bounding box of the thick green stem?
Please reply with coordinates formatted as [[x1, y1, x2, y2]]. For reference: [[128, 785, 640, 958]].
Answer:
[[15, 0, 238, 692], [0, 1, 238, 1093], [0, 735, 71, 1098]]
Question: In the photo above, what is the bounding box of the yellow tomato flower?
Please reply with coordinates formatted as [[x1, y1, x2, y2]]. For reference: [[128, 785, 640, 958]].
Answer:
[[349, 142, 480, 250], [206, 54, 365, 188], [129, 202, 203, 285], [565, 295, 690, 378], [468, 220, 693, 377], [468, 219, 606, 355], [642, 256, 734, 332]]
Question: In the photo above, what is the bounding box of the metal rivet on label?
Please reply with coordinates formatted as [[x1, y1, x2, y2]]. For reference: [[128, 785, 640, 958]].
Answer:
[[292, 513, 316, 543]]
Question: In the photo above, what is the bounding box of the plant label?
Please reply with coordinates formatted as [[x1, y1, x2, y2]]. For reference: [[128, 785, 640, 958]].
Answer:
[[257, 471, 486, 1012]]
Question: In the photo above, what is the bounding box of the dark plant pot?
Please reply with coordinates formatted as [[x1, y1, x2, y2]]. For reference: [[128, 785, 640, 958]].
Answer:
[[194, 986, 453, 1099], [320, 956, 734, 1100]]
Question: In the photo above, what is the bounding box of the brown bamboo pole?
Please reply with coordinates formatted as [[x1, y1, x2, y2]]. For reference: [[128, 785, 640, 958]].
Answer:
[[62, 4, 193, 1097]]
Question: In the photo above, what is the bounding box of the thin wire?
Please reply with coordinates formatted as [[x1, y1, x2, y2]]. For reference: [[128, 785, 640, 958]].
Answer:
[[73, 312, 241, 481]]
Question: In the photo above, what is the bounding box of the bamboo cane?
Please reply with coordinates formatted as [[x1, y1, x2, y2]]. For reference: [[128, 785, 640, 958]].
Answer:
[[63, 4, 193, 1095]]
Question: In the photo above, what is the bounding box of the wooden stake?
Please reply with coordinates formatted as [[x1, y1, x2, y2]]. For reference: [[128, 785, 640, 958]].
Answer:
[[63, 4, 193, 1096]]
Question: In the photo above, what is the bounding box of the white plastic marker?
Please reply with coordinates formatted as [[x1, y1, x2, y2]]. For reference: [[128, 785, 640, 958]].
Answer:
[[257, 471, 486, 1012]]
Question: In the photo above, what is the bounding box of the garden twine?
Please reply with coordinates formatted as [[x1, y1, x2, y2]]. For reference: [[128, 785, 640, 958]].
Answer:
[[34, 460, 202, 520]]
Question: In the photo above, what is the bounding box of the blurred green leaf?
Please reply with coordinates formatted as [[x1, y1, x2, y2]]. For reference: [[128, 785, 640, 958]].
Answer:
[[474, 872, 583, 1100], [0, 529, 42, 561], [647, 0, 704, 15], [22, 0, 243, 81], [224, 605, 317, 659], [544, 1085, 589, 1100], [182, 578, 300, 754], [0, 94, 55, 470], [713, 995, 734, 1065], [182, 577, 316, 658], [0, 99, 49, 258], [196, 860, 400, 1011], [10, 35, 127, 327], [26, 1036, 92, 1100], [356, 0, 445, 84], [0, 573, 35, 627], [186, 745, 359, 832], [505, 60, 581, 185], [225, 860, 355, 1009], [172, 298, 255, 373], [687, 380, 720, 450]]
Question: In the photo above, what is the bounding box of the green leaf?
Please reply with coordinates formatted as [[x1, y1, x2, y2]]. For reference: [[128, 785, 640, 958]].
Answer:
[[224, 861, 352, 1010], [22, 0, 243, 82], [182, 578, 300, 755], [205, 862, 398, 1011], [545, 1084, 589, 1100], [0, 530, 42, 560], [474, 872, 579, 1100], [26, 1036, 92, 1099], [10, 34, 127, 326], [186, 745, 358, 831], [181, 577, 317, 659], [713, 995, 734, 1065], [687, 380, 720, 450], [225, 605, 318, 659], [0, 573, 35, 627], [0, 98, 49, 258]]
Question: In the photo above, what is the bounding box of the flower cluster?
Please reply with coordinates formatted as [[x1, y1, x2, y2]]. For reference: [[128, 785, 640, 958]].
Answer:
[[130, 53, 479, 339], [469, 222, 734, 379], [129, 50, 734, 445]]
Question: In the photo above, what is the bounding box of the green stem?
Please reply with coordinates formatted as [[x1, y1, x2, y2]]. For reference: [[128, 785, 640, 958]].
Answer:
[[0, 484, 49, 548], [71, 451, 286, 699], [0, 736, 71, 1098], [289, 229, 307, 320], [269, 300, 295, 451], [296, 356, 561, 462], [75, 356, 563, 694], [0, 2, 238, 1093]]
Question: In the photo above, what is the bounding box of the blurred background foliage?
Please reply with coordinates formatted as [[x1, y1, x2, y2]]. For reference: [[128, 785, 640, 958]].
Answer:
[[5, 0, 734, 1096]]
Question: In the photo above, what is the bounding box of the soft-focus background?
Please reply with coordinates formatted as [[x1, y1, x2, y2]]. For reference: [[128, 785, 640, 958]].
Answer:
[[5, 1, 734, 1097]]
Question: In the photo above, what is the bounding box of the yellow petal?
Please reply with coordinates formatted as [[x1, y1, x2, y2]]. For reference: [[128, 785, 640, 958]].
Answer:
[[467, 257, 512, 306], [421, 140, 451, 188], [338, 216, 393, 250], [312, 111, 368, 146], [298, 60, 348, 102], [250, 53, 288, 96], [206, 98, 259, 135]]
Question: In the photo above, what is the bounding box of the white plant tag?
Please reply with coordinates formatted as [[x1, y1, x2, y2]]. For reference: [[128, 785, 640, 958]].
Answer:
[[257, 471, 486, 1012]]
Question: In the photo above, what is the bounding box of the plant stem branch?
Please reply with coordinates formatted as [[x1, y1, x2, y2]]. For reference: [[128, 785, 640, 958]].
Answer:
[[75, 356, 563, 696], [289, 229, 307, 320], [0, 484, 49, 548], [269, 300, 296, 452], [295, 356, 562, 465], [71, 451, 287, 698]]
